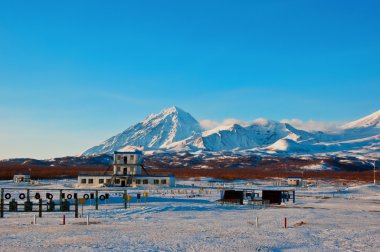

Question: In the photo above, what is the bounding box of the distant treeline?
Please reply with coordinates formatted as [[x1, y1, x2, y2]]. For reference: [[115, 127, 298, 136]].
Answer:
[[0, 162, 374, 182], [153, 167, 375, 182]]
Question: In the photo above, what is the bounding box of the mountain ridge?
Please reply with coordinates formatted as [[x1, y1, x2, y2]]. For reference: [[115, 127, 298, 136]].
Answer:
[[82, 108, 380, 158]]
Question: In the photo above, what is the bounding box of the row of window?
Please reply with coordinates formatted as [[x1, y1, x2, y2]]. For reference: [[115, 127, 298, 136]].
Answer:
[[135, 179, 166, 185], [116, 155, 135, 162], [80, 178, 168, 185], [81, 178, 110, 184], [115, 167, 137, 174]]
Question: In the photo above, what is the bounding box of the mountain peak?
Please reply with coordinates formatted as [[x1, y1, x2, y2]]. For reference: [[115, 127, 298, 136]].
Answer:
[[342, 110, 380, 129], [82, 106, 202, 155], [159, 106, 189, 116], [163, 106, 183, 113], [144, 106, 188, 123]]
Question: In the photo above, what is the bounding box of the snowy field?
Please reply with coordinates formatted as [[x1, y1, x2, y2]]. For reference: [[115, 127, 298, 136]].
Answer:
[[0, 179, 379, 252]]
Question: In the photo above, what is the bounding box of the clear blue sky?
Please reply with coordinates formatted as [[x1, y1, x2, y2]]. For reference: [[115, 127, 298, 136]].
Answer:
[[0, 1, 379, 158]]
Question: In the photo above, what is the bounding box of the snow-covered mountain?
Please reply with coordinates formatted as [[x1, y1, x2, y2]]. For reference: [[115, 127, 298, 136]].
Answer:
[[82, 107, 202, 155], [82, 108, 380, 158], [166, 119, 317, 152]]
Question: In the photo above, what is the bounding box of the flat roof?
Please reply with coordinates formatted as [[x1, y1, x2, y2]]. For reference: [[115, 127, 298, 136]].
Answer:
[[78, 174, 175, 178], [78, 174, 112, 177], [262, 188, 295, 192], [114, 151, 143, 155], [134, 175, 175, 178]]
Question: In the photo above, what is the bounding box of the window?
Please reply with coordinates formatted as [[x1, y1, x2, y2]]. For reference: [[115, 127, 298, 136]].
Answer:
[[81, 179, 86, 184], [117, 167, 121, 172], [115, 179, 120, 184], [99, 179, 104, 184], [136, 179, 141, 184], [88, 179, 94, 184], [154, 179, 159, 185], [161, 179, 167, 185], [117, 155, 122, 160], [143, 179, 148, 184], [106, 179, 111, 184], [130, 155, 134, 161]]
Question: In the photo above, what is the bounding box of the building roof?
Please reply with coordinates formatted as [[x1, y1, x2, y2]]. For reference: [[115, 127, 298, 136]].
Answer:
[[115, 145, 144, 154], [78, 174, 113, 177], [114, 150, 143, 155], [78, 174, 174, 178], [134, 175, 175, 178], [288, 176, 303, 179]]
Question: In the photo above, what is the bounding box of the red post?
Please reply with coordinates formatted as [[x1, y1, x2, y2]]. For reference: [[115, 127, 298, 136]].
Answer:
[[284, 217, 287, 229], [62, 214, 65, 225]]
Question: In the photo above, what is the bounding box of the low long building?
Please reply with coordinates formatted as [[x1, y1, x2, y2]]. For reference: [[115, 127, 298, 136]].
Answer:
[[78, 174, 175, 187], [78, 149, 175, 187]]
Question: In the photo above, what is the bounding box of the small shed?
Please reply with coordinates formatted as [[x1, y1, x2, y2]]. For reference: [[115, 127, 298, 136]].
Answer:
[[220, 190, 244, 205], [287, 176, 303, 186], [13, 173, 31, 183], [262, 189, 295, 204]]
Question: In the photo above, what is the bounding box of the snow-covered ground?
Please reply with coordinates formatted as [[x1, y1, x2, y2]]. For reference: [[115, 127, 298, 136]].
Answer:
[[0, 179, 379, 251]]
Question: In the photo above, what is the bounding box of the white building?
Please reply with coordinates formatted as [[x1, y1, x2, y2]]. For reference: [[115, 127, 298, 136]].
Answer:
[[287, 176, 303, 186], [13, 173, 31, 183], [78, 149, 175, 187]]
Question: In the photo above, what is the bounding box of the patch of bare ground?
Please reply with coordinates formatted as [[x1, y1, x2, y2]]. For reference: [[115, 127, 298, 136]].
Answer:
[[293, 221, 307, 227]]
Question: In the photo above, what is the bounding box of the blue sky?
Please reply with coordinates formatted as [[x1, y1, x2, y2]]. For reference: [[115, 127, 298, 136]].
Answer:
[[0, 1, 379, 158]]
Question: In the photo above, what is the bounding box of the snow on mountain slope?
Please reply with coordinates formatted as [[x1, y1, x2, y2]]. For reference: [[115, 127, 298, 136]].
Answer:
[[82, 107, 202, 155], [267, 139, 309, 152], [342, 110, 380, 129], [201, 124, 260, 151], [199, 120, 316, 151], [167, 119, 318, 152]]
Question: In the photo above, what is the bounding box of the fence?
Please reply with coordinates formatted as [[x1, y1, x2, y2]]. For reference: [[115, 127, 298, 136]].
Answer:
[[0, 187, 132, 218]]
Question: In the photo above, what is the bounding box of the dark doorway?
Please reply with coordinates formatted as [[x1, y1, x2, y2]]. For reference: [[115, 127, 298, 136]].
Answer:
[[121, 180, 126, 187]]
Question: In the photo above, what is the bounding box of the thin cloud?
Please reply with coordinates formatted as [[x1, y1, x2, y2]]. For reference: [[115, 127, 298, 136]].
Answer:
[[280, 119, 342, 132], [200, 118, 252, 130]]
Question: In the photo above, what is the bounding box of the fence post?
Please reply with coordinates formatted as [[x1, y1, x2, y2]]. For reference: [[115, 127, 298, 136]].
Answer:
[[26, 189, 30, 202], [292, 191, 295, 203], [284, 217, 287, 229], [59, 189, 63, 211], [124, 190, 127, 209], [256, 216, 259, 228], [75, 198, 78, 218], [38, 199, 42, 218], [62, 215, 65, 225], [0, 188, 4, 218], [86, 215, 89, 225], [33, 214, 36, 225], [95, 190, 98, 210]]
